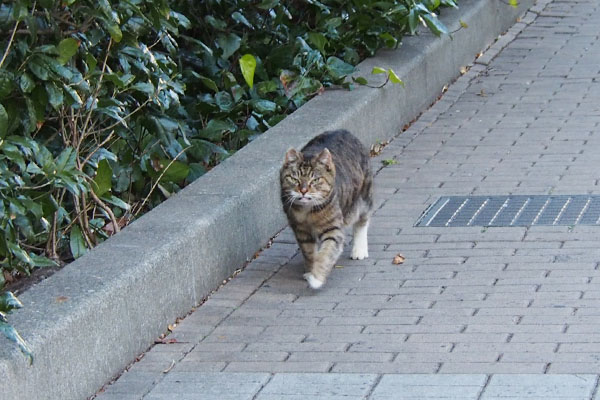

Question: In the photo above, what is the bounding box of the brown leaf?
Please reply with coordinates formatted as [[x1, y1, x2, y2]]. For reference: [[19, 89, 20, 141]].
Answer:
[[392, 253, 406, 265], [56, 296, 69, 303]]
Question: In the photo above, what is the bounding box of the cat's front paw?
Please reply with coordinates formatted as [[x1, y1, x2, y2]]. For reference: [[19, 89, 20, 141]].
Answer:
[[303, 272, 324, 289], [350, 244, 369, 260]]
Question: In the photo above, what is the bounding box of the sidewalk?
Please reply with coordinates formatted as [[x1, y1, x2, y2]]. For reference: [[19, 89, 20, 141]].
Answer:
[[96, 0, 600, 398]]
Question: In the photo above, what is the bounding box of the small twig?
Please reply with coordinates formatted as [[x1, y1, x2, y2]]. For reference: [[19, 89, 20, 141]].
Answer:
[[134, 146, 191, 216], [80, 131, 116, 168], [0, 20, 19, 69], [88, 186, 121, 234]]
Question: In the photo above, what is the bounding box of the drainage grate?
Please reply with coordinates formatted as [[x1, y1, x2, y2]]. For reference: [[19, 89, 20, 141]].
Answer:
[[415, 195, 600, 227]]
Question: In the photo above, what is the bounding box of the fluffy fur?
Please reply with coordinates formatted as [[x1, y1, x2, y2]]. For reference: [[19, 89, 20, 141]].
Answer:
[[280, 130, 374, 289]]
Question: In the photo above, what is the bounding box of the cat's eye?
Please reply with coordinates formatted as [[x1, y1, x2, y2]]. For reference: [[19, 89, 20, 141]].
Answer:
[[286, 176, 299, 184], [312, 177, 321, 184]]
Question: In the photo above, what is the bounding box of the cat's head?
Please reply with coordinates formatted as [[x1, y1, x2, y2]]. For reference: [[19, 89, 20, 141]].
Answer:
[[280, 147, 335, 208]]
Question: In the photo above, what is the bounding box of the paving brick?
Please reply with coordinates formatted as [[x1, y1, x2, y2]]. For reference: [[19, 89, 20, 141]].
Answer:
[[258, 373, 378, 397], [224, 362, 332, 372], [331, 362, 439, 373], [439, 362, 547, 373], [370, 374, 486, 399], [482, 374, 597, 398], [147, 372, 270, 399]]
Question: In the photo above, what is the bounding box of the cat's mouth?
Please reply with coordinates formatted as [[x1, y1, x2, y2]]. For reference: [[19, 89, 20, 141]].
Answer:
[[295, 196, 314, 205]]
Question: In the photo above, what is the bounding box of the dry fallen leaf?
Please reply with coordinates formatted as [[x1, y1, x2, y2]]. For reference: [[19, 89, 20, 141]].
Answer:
[[155, 338, 178, 344], [167, 324, 177, 332], [56, 296, 69, 303], [335, 265, 344, 269], [392, 253, 406, 265]]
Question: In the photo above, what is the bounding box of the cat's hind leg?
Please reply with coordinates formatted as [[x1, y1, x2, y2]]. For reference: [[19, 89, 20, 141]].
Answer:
[[351, 215, 369, 260]]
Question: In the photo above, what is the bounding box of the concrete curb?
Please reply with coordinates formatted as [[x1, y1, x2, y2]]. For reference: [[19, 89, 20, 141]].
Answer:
[[0, 0, 534, 398]]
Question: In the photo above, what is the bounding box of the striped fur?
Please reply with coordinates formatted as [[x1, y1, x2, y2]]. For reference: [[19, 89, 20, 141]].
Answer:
[[280, 130, 374, 289]]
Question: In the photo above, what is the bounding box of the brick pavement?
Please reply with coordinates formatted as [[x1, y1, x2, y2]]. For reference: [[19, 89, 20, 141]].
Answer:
[[95, 0, 600, 398]]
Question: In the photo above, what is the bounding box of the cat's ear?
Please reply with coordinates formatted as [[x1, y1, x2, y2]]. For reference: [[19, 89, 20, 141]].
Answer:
[[316, 148, 334, 171], [284, 148, 302, 165]]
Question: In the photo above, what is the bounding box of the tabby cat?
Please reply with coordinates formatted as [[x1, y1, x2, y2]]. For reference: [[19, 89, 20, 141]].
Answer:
[[280, 130, 374, 289]]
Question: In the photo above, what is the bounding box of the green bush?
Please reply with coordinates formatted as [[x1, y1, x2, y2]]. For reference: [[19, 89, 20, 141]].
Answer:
[[0, 0, 456, 359]]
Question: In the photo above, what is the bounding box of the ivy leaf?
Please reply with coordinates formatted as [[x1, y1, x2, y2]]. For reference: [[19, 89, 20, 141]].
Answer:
[[388, 69, 405, 86], [69, 225, 87, 259], [250, 99, 277, 113], [371, 67, 387, 75], [352, 77, 368, 85], [379, 33, 398, 48], [57, 38, 80, 65], [326, 56, 355, 79], [308, 32, 327, 54], [239, 54, 256, 88], [216, 33, 241, 59], [509, 0, 518, 7]]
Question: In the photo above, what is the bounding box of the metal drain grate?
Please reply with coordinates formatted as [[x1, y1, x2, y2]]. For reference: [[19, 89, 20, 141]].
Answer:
[[415, 195, 600, 227]]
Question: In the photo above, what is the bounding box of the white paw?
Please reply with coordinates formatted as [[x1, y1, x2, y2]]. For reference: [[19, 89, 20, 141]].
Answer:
[[303, 272, 324, 289], [350, 243, 369, 260]]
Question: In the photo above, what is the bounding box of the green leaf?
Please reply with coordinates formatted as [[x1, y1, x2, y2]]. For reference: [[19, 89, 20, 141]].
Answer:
[[57, 38, 79, 65], [379, 33, 398, 48], [103, 21, 123, 43], [326, 56, 355, 79], [69, 225, 87, 259], [101, 195, 130, 211], [509, 0, 518, 7], [86, 53, 98, 71], [19, 72, 35, 93], [28, 58, 49, 81], [422, 13, 449, 37], [131, 82, 154, 96], [93, 159, 112, 197], [352, 77, 368, 85], [198, 119, 236, 141], [30, 254, 58, 267], [0, 292, 23, 312], [388, 69, 405, 86], [459, 19, 468, 29], [0, 70, 15, 98], [195, 74, 219, 93], [307, 32, 327, 54], [7, 242, 33, 266], [250, 99, 277, 113], [0, 104, 7, 139], [408, 9, 419, 34], [62, 84, 83, 106], [371, 67, 387, 75], [215, 91, 234, 111], [232, 11, 253, 28], [0, 320, 33, 364], [239, 54, 256, 88], [156, 160, 190, 183], [45, 83, 64, 110], [216, 33, 241, 59]]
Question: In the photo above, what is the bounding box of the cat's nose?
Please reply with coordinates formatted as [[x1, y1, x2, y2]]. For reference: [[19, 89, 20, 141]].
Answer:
[[299, 186, 308, 195]]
